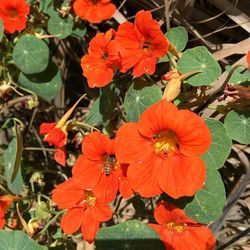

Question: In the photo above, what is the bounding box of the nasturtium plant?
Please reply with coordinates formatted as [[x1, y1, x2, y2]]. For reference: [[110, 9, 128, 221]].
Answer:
[[177, 46, 222, 86], [0, 230, 46, 250], [224, 110, 250, 144], [124, 79, 162, 122], [95, 220, 165, 250], [202, 119, 232, 170], [48, 14, 73, 39], [160, 26, 188, 62], [184, 169, 226, 224], [4, 137, 24, 195], [0, 1, 248, 250], [13, 35, 49, 75], [228, 66, 250, 84], [19, 62, 62, 102]]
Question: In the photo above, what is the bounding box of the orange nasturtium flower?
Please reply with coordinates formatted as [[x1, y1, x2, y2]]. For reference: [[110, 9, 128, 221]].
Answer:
[[72, 131, 133, 202], [0, 0, 30, 34], [73, 0, 116, 24], [115, 100, 211, 199], [40, 96, 84, 166], [114, 10, 169, 77], [81, 29, 121, 88], [52, 178, 112, 243], [148, 201, 216, 250], [0, 195, 17, 229]]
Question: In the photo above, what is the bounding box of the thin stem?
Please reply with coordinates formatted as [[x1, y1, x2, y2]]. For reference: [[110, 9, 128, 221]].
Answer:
[[38, 210, 65, 235], [24, 147, 56, 152]]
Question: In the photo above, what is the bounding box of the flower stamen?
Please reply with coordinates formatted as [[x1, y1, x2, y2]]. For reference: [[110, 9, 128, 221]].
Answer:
[[153, 130, 178, 157], [167, 222, 186, 233]]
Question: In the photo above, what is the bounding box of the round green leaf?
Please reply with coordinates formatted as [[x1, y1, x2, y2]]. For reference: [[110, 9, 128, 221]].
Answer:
[[177, 46, 221, 86], [95, 220, 164, 250], [19, 62, 62, 102], [4, 137, 24, 195], [0, 230, 46, 250], [166, 26, 188, 52], [48, 14, 73, 39], [40, 0, 58, 16], [224, 110, 250, 144], [159, 26, 188, 62], [202, 119, 232, 170], [0, 18, 3, 41], [228, 67, 250, 84], [13, 35, 49, 74], [71, 24, 87, 38], [184, 169, 226, 224], [124, 79, 162, 122]]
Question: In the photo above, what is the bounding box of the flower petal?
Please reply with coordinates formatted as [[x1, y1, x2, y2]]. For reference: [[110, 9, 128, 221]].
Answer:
[[54, 147, 66, 167], [158, 155, 206, 199], [127, 153, 162, 198], [81, 208, 100, 243], [82, 131, 111, 160], [52, 178, 84, 209], [138, 100, 179, 138], [115, 122, 152, 164], [90, 201, 113, 222], [39, 122, 56, 135], [176, 110, 212, 157], [72, 155, 102, 189], [154, 201, 195, 225], [93, 173, 118, 203], [61, 207, 84, 235]]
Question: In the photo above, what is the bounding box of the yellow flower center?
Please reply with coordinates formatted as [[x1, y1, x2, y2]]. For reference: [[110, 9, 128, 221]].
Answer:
[[153, 130, 178, 157], [167, 222, 186, 233], [85, 191, 96, 207]]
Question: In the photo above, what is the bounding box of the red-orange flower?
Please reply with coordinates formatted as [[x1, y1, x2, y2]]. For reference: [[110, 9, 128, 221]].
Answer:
[[0, 0, 30, 34], [114, 10, 169, 77], [148, 201, 216, 250], [0, 195, 17, 229], [73, 0, 116, 24], [81, 29, 120, 88], [40, 96, 84, 166], [52, 178, 112, 243], [115, 100, 211, 199], [72, 131, 133, 202]]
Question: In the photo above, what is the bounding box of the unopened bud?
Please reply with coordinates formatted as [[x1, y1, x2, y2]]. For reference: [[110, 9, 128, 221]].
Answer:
[[162, 69, 180, 81], [163, 78, 182, 101]]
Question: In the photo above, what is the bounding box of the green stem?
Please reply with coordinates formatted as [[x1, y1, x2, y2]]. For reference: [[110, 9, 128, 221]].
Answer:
[[38, 210, 65, 235]]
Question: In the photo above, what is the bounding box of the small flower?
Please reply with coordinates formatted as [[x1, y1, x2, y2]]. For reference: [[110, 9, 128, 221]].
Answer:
[[0, 0, 30, 34], [115, 100, 211, 199], [40, 96, 84, 166], [114, 10, 169, 77], [0, 195, 17, 229], [72, 131, 133, 202], [148, 201, 216, 250], [81, 29, 120, 88], [73, 0, 116, 24], [52, 178, 112, 243]]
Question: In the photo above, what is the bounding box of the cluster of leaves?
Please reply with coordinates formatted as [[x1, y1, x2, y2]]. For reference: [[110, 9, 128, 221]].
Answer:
[[0, 0, 249, 249]]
